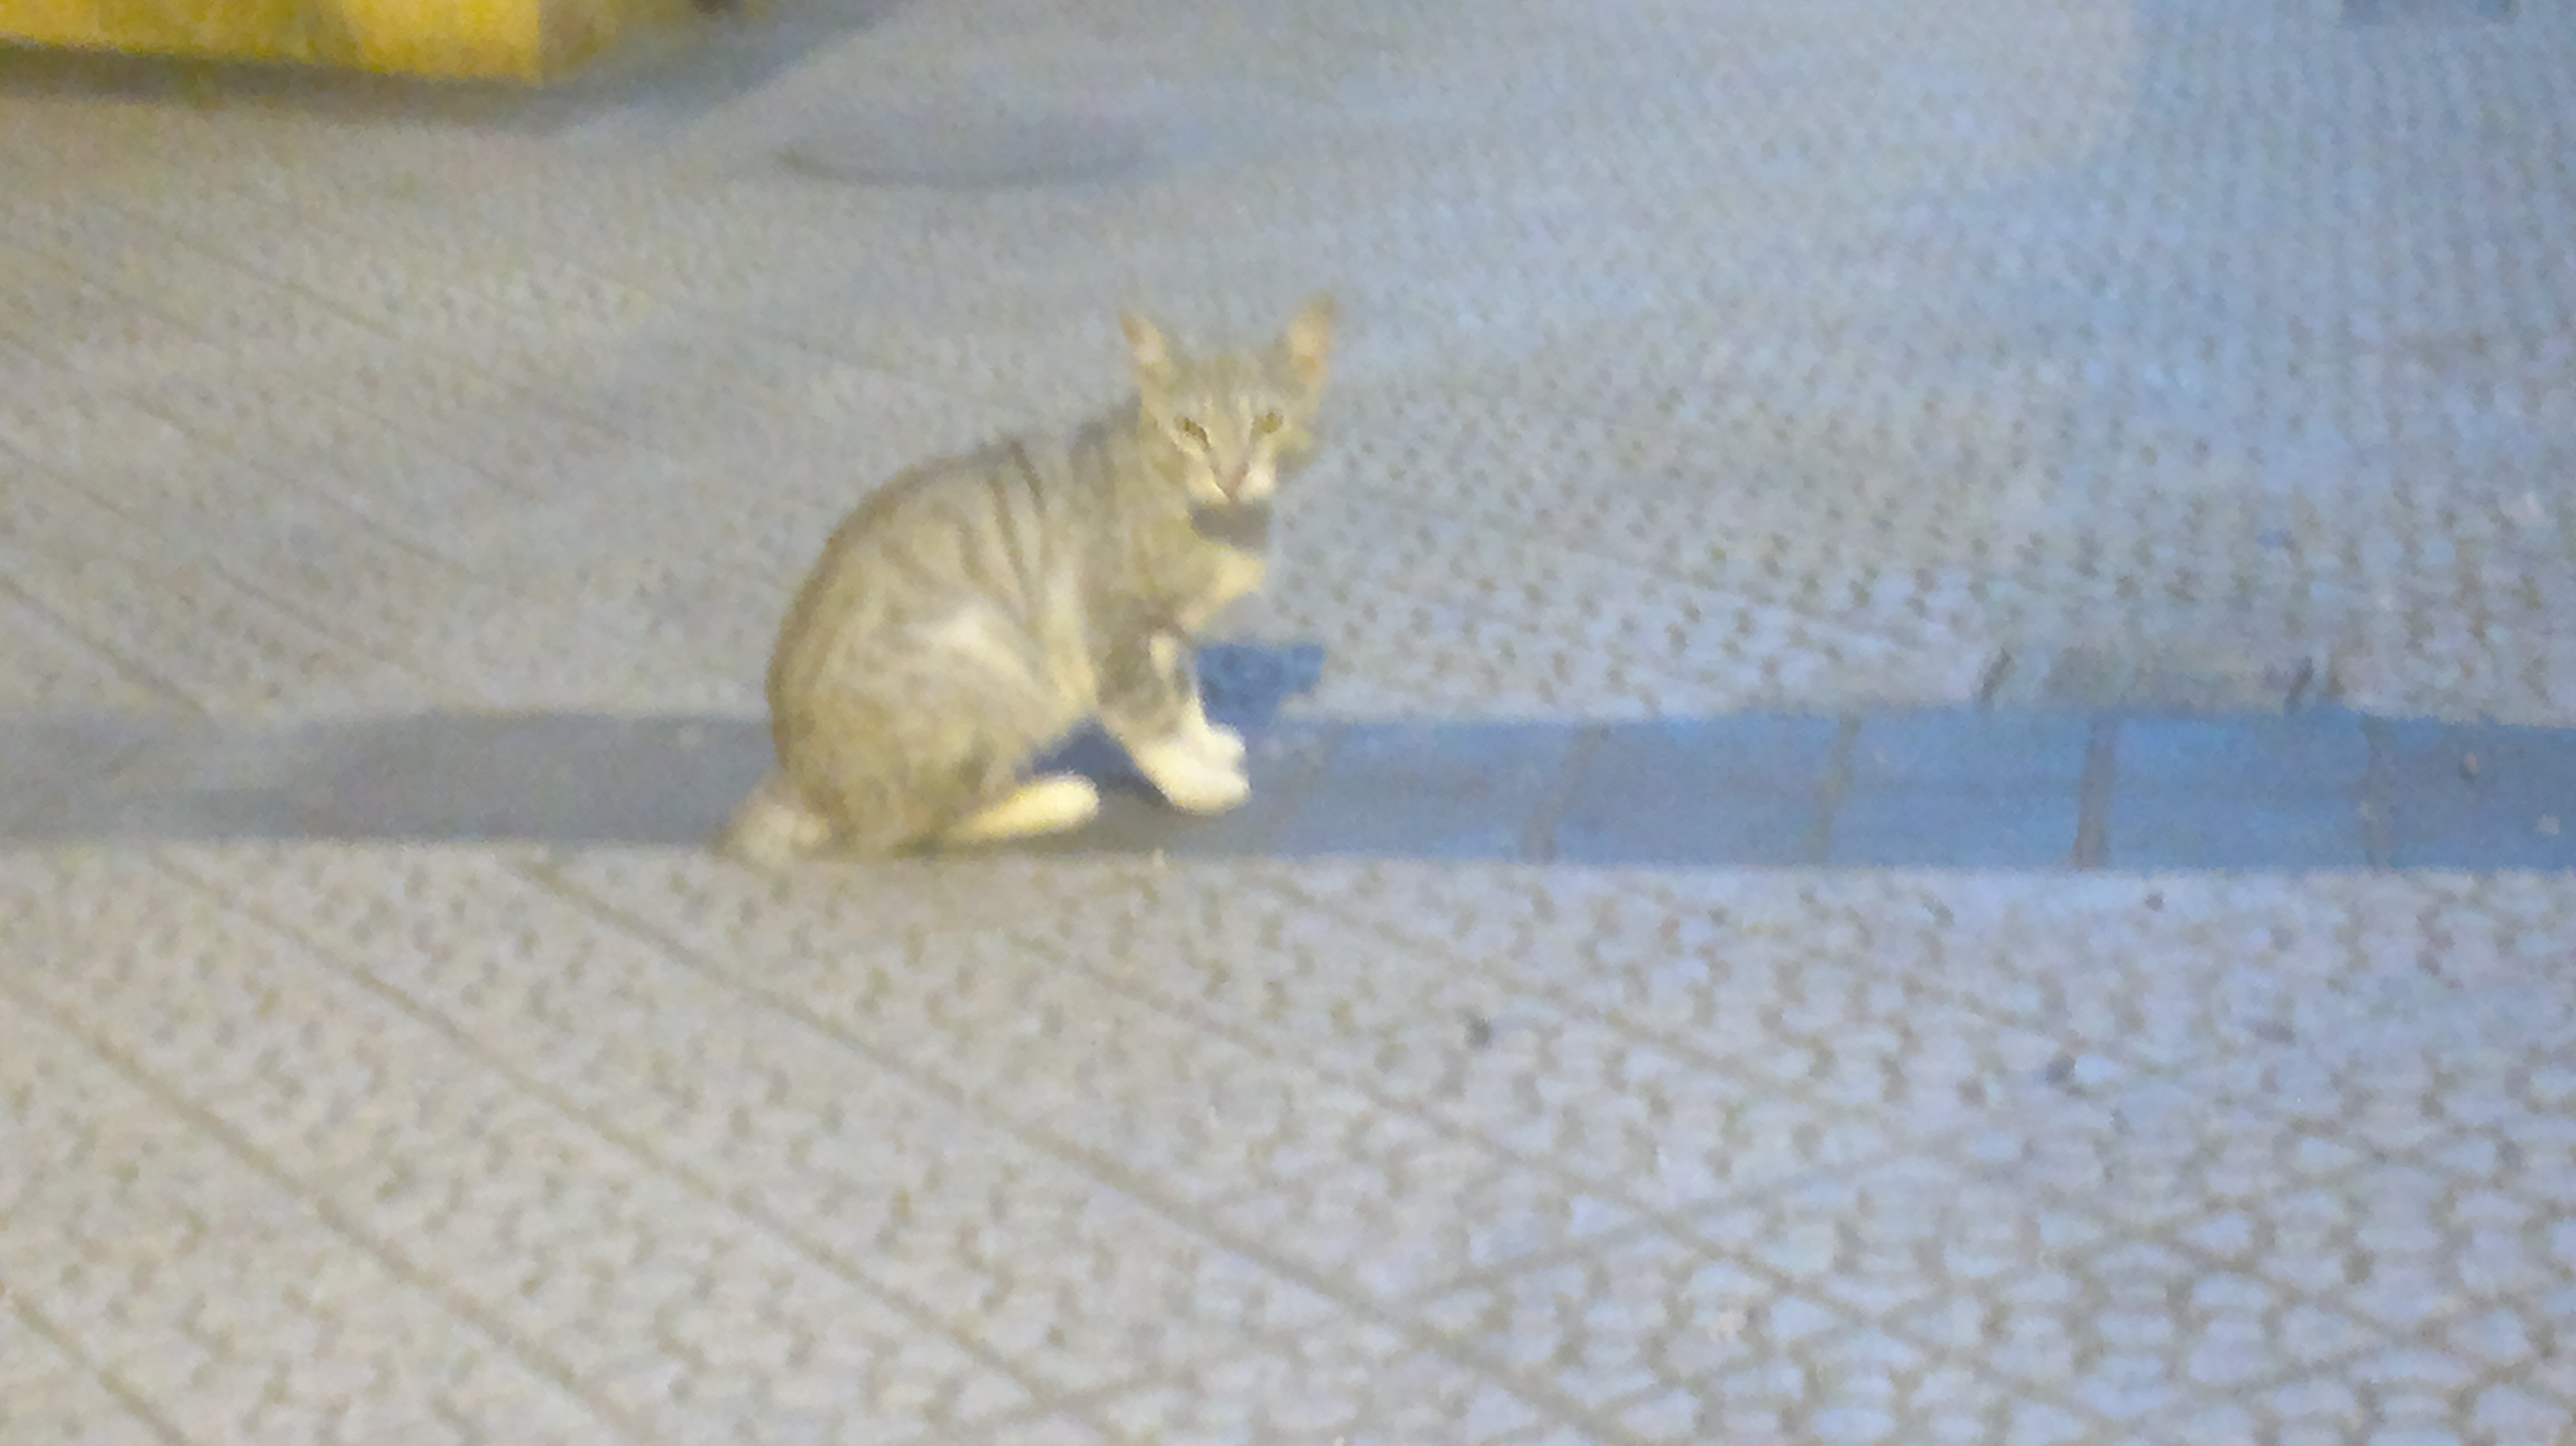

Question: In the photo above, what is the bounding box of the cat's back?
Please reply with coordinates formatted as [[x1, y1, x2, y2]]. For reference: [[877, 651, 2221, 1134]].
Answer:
[[766, 421, 1122, 698]]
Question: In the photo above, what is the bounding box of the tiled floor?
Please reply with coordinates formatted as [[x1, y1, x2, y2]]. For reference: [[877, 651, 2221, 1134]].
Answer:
[[6, 0, 2576, 1442]]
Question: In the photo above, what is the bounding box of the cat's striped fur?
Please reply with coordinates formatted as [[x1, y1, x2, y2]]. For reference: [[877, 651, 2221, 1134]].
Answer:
[[716, 295, 1337, 863]]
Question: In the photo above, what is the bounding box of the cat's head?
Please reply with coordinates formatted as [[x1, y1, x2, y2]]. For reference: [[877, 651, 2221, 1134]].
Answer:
[[1122, 294, 1335, 506]]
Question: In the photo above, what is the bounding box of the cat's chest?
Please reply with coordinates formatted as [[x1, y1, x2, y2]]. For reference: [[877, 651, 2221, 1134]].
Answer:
[[1201, 548, 1268, 612], [1166, 502, 1272, 629]]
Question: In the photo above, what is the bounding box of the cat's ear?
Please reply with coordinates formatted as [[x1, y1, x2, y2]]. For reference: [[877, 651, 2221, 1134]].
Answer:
[[1121, 311, 1177, 388], [1282, 292, 1337, 391]]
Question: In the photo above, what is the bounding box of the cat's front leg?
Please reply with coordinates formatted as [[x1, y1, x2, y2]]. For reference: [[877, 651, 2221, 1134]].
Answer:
[[1188, 708, 1246, 769], [1159, 631, 1245, 768], [1102, 632, 1249, 814], [1154, 629, 1245, 766]]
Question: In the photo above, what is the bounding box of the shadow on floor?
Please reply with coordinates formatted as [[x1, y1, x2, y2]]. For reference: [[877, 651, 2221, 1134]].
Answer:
[[9, 640, 2574, 871], [1, 643, 1350, 855]]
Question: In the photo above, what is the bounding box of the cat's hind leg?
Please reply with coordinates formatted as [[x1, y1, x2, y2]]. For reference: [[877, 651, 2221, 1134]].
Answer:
[[940, 774, 1102, 845]]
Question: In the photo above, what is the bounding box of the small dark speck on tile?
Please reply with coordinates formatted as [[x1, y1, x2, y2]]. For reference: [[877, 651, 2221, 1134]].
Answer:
[[2044, 1055, 2077, 1088], [2144, 890, 2164, 911], [2251, 1020, 2295, 1044], [1464, 1013, 1495, 1050]]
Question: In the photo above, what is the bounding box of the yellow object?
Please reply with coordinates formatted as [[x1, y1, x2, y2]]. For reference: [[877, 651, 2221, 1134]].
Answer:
[[0, 0, 691, 81]]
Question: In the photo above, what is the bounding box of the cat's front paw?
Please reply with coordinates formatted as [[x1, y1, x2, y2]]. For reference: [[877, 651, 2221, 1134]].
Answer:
[[1133, 738, 1252, 815], [1164, 761, 1252, 815], [1195, 721, 1247, 767]]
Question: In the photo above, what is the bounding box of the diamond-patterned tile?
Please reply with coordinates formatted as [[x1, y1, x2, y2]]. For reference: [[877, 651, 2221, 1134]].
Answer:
[[12, 0, 2576, 1440], [1088, 1321, 1556, 1446], [178, 846, 1338, 1396]]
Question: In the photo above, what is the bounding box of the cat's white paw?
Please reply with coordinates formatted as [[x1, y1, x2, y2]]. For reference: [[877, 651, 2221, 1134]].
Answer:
[[1166, 760, 1252, 814], [944, 774, 1103, 844], [1133, 738, 1252, 815], [1195, 721, 1247, 767]]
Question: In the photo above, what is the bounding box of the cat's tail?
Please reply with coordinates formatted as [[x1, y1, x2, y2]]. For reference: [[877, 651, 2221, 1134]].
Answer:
[[712, 771, 837, 867]]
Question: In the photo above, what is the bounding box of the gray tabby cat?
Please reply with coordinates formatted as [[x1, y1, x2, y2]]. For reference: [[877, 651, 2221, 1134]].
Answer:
[[716, 295, 1336, 864]]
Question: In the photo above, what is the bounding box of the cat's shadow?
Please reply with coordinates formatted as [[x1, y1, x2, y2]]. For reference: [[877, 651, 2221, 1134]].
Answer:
[[0, 642, 1327, 852], [1033, 642, 1327, 803]]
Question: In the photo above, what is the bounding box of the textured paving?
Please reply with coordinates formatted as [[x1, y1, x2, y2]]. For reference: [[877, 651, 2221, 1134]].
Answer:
[[6, 0, 2576, 1442]]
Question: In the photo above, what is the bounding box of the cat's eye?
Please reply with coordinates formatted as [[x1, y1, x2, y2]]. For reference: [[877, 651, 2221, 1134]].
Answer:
[[1175, 418, 1210, 447], [1252, 411, 1286, 435]]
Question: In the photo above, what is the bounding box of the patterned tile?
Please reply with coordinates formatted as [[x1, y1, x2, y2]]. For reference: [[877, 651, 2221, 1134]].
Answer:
[[9, 0, 2576, 1440], [0, 995, 620, 1446], [0, 853, 1035, 1444], [1023, 868, 2043, 1211], [178, 846, 1339, 1397], [1089, 1322, 1558, 1446], [551, 853, 1638, 1301]]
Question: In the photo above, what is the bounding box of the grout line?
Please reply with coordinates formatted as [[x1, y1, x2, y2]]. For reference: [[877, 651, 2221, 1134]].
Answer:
[[2073, 715, 2117, 869], [2360, 717, 2394, 869], [2284, 656, 2317, 712], [0, 976, 687, 1446], [0, 571, 211, 717], [2, 465, 460, 699], [530, 865, 1657, 1446], [1515, 721, 1605, 864], [20, 162, 1942, 682], [1802, 715, 1862, 865], [148, 852, 1091, 1422], [0, 237, 561, 534], [1216, 867, 2417, 1436], [1240, 719, 1348, 855], [1975, 647, 2016, 709], [0, 200, 905, 477], [2, 1294, 192, 1446]]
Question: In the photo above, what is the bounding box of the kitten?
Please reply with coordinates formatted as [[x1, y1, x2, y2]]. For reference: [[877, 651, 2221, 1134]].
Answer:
[[716, 295, 1337, 864]]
